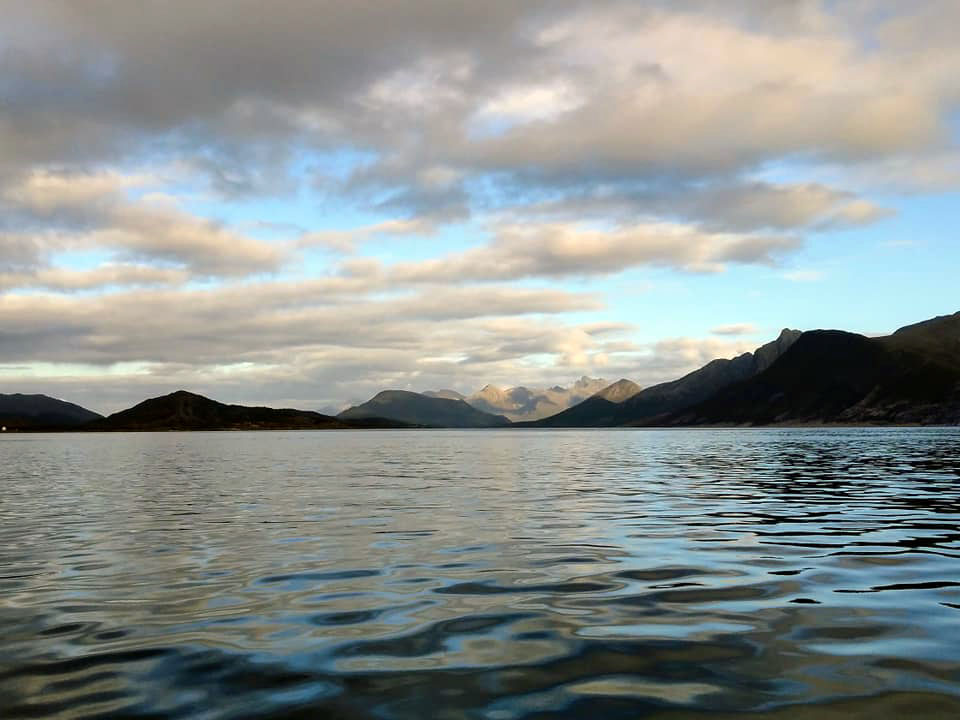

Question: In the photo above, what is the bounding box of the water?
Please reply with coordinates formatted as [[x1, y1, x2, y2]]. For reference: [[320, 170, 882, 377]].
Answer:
[[1, 428, 959, 719]]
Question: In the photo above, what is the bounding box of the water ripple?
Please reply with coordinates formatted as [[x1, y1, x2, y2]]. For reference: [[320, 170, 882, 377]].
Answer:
[[1, 428, 960, 718]]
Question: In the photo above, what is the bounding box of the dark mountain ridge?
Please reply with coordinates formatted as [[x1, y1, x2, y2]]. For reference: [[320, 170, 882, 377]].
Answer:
[[339, 390, 510, 428], [671, 313, 960, 426], [88, 390, 408, 431], [0, 393, 102, 430]]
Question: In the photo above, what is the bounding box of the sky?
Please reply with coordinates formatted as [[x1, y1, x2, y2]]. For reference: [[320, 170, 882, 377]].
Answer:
[[1, 0, 958, 415]]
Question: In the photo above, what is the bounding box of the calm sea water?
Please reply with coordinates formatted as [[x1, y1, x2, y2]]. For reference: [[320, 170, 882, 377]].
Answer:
[[1, 429, 959, 719]]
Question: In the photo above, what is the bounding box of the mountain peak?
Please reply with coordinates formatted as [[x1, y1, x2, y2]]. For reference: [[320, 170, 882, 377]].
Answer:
[[372, 389, 414, 402], [475, 384, 507, 402], [594, 379, 642, 403], [90, 390, 348, 431], [168, 389, 207, 400], [753, 329, 803, 372]]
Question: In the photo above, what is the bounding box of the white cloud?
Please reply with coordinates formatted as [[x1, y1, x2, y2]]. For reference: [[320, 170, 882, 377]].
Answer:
[[0, 264, 189, 292], [299, 217, 437, 254], [474, 80, 584, 127], [711, 323, 758, 337], [0, 170, 287, 283], [783, 269, 825, 282], [388, 221, 802, 281]]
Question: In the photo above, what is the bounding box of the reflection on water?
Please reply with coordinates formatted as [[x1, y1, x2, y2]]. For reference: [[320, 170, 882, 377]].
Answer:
[[1, 428, 959, 719]]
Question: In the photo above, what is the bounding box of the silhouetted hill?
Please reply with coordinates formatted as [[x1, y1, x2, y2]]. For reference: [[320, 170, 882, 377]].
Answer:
[[339, 390, 510, 428], [531, 330, 801, 427], [671, 313, 960, 425], [89, 390, 403, 431], [881, 312, 960, 369], [0, 393, 102, 430]]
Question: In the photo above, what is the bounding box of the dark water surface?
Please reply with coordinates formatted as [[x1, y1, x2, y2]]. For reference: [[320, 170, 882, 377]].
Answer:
[[2, 429, 959, 719]]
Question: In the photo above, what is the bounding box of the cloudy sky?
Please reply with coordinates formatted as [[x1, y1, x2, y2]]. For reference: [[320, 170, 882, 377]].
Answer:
[[2, 0, 958, 414]]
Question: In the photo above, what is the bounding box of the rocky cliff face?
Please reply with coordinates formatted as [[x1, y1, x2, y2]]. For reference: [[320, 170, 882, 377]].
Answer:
[[754, 329, 804, 372]]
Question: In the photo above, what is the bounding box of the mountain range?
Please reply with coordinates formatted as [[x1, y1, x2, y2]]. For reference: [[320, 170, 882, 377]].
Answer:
[[422, 377, 612, 421], [2, 311, 958, 431], [0, 391, 409, 432]]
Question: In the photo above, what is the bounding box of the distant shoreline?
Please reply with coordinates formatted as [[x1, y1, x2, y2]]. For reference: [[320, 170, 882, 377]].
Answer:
[[5, 423, 956, 434]]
